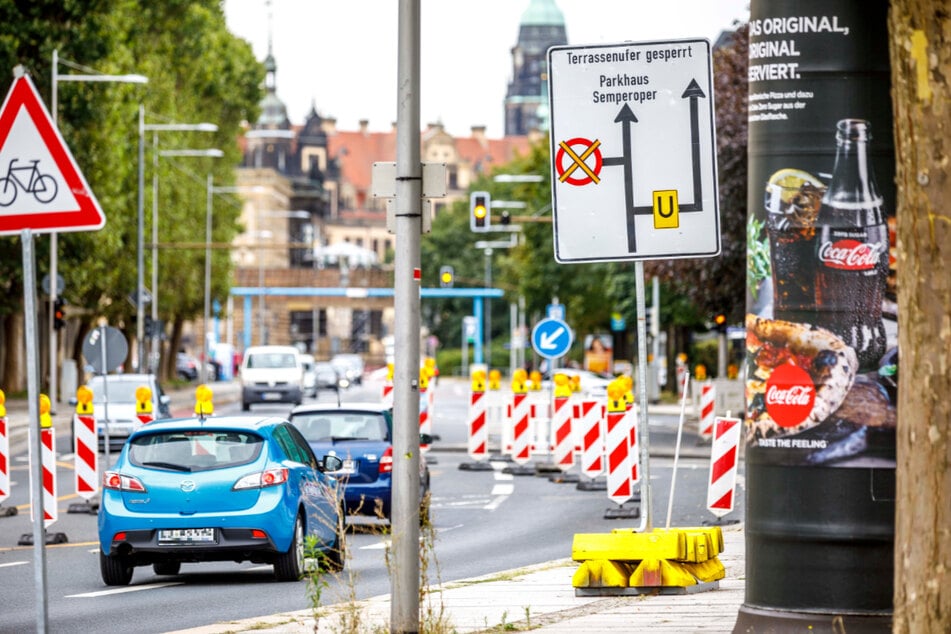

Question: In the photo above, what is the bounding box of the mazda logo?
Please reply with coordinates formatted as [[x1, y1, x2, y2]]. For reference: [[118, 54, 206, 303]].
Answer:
[[180, 480, 196, 492]]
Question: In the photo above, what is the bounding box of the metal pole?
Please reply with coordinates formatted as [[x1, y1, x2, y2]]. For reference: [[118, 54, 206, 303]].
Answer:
[[391, 0, 421, 630], [49, 52, 59, 406], [202, 174, 213, 384], [150, 133, 159, 373], [23, 229, 49, 633], [136, 106, 145, 371], [634, 261, 653, 531], [509, 302, 516, 377], [484, 248, 492, 371]]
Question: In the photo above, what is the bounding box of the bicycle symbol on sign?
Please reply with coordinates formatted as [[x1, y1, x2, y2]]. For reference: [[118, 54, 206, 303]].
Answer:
[[0, 158, 59, 207]]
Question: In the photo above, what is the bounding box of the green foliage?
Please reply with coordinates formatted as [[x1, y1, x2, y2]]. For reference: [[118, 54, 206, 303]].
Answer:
[[0, 1, 262, 365]]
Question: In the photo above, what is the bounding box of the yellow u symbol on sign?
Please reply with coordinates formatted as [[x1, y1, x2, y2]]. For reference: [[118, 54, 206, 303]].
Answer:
[[653, 190, 679, 229]]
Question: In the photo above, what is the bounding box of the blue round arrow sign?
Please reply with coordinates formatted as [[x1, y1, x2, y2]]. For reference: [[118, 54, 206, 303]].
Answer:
[[531, 318, 574, 360]]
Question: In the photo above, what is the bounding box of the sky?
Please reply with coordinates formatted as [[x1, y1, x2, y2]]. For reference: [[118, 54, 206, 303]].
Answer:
[[223, 1, 750, 139]]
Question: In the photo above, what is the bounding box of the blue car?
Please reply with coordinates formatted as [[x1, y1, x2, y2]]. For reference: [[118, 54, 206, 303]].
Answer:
[[97, 415, 345, 585], [288, 402, 430, 524]]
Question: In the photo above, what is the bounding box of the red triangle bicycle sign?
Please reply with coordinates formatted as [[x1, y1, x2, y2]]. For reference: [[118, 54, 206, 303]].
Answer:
[[0, 70, 105, 235]]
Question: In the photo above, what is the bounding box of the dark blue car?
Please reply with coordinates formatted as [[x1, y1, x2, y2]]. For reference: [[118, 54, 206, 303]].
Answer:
[[288, 402, 430, 524], [98, 415, 345, 585]]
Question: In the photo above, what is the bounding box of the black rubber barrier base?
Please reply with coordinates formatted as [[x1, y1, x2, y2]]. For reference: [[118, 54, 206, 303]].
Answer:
[[549, 473, 580, 484], [458, 461, 494, 472], [577, 477, 607, 491], [501, 464, 537, 476], [18, 532, 68, 546], [734, 604, 892, 634], [0, 505, 18, 517], [604, 503, 640, 520]]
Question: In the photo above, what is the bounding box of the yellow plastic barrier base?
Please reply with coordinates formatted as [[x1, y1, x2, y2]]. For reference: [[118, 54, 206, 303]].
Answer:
[[571, 527, 725, 596]]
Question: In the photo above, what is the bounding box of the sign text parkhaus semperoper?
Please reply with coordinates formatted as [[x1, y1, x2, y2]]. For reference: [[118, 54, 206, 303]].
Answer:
[[548, 39, 720, 263]]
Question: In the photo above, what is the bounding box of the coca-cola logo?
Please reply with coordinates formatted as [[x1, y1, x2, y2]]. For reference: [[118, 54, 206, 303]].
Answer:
[[765, 363, 815, 428], [818, 239, 884, 271]]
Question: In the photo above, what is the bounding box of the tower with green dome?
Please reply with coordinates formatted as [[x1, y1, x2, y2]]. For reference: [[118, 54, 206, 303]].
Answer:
[[504, 0, 568, 136]]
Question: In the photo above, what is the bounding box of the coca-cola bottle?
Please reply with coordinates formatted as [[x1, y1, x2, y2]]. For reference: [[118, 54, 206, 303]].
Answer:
[[815, 119, 889, 371]]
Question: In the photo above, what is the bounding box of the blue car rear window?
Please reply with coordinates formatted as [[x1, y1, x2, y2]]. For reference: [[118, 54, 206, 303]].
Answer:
[[128, 431, 263, 472], [291, 413, 388, 442]]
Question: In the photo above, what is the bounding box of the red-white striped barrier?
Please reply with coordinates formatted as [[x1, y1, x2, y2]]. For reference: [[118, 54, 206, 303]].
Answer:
[[625, 406, 640, 486], [706, 416, 742, 517], [74, 412, 98, 500], [550, 392, 574, 471], [576, 400, 604, 478], [0, 390, 8, 506], [699, 381, 716, 439], [510, 391, 532, 464], [382, 363, 394, 408], [604, 397, 633, 505], [467, 372, 488, 461], [418, 369, 432, 452]]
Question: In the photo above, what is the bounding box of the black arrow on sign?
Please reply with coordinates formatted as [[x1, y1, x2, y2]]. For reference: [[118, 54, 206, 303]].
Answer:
[[600, 78, 708, 253], [602, 104, 638, 252]]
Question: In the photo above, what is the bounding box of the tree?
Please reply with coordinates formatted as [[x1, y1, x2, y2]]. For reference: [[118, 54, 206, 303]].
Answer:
[[888, 2, 951, 631]]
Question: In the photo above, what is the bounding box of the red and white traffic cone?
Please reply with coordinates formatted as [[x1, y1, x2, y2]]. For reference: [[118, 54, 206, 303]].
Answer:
[[706, 416, 742, 518]]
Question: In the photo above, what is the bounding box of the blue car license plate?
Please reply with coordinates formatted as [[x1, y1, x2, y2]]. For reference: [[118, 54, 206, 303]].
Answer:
[[158, 528, 216, 544]]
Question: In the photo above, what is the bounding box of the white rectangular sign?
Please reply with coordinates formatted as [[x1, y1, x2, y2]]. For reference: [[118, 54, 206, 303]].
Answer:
[[548, 39, 720, 262]]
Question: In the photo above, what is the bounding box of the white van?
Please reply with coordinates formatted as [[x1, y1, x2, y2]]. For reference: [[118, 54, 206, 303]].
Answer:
[[240, 345, 304, 410]]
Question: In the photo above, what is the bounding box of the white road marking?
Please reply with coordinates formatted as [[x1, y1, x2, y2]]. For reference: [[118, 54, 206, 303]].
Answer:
[[0, 561, 29, 569], [490, 484, 514, 497], [66, 582, 183, 598]]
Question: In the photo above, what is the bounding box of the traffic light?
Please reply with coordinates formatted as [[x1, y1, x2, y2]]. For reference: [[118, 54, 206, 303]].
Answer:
[[53, 298, 66, 330], [470, 191, 490, 232], [714, 313, 727, 333], [499, 210, 511, 226], [439, 265, 454, 288]]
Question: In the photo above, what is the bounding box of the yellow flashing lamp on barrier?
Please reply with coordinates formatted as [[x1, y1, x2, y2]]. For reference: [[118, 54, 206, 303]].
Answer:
[[607, 380, 626, 413], [0, 388, 6, 418], [386, 363, 394, 381], [529, 370, 542, 391], [569, 375, 582, 393], [553, 373, 572, 398], [419, 367, 430, 391], [75, 386, 94, 415], [471, 369, 486, 393], [194, 384, 214, 417], [135, 386, 153, 415], [695, 364, 708, 381], [39, 393, 52, 429], [488, 369, 501, 391], [620, 375, 635, 407], [511, 368, 528, 394]]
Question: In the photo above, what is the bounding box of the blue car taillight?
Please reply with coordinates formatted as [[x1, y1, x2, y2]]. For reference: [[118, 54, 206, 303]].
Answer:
[[233, 467, 288, 490], [102, 471, 147, 492]]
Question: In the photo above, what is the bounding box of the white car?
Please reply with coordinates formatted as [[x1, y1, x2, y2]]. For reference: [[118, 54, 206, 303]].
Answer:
[[240, 345, 305, 410], [77, 374, 172, 451], [542, 368, 612, 399]]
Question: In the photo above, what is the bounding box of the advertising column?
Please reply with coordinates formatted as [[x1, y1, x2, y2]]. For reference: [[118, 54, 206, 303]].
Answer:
[[739, 1, 896, 631]]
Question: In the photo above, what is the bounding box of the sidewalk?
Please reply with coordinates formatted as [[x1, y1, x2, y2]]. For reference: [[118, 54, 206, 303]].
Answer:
[[170, 523, 744, 634]]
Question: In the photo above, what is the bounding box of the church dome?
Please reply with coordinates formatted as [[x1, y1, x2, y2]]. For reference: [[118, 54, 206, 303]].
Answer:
[[520, 0, 565, 26]]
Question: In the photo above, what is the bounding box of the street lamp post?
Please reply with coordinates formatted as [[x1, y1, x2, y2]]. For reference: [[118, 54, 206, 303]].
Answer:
[[51, 49, 147, 403], [141, 140, 220, 374]]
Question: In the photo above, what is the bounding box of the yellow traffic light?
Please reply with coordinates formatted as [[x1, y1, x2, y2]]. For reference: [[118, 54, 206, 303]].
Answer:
[[470, 191, 491, 231], [439, 265, 454, 288]]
